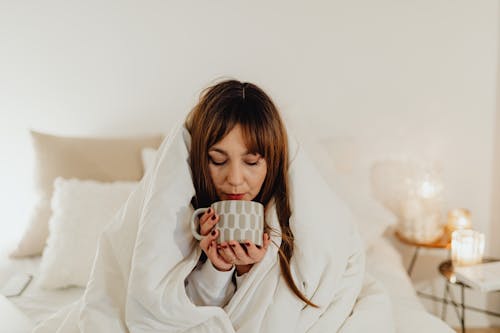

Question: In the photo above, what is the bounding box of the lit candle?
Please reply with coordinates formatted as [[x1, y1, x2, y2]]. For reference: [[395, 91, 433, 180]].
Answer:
[[447, 208, 472, 232], [451, 230, 485, 266]]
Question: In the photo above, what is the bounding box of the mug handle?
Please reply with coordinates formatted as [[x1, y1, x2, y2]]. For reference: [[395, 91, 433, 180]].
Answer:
[[190, 207, 209, 240]]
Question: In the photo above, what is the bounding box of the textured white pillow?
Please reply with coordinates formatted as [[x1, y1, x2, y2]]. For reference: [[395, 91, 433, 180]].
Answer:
[[38, 178, 137, 289]]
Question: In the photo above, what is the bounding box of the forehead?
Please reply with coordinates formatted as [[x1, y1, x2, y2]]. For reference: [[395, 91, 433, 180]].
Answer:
[[209, 126, 256, 154]]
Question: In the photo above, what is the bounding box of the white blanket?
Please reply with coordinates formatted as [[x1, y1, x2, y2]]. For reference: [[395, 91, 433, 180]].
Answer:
[[33, 125, 395, 333]]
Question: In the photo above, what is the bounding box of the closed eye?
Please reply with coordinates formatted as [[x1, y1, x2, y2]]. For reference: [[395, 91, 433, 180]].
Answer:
[[245, 156, 263, 166], [209, 158, 226, 166]]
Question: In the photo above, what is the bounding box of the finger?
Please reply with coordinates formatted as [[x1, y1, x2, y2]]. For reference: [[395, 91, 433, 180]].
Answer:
[[218, 243, 237, 264], [199, 229, 219, 252], [199, 207, 214, 224], [229, 241, 250, 262], [245, 241, 263, 260], [263, 232, 271, 250], [208, 241, 233, 271], [255, 232, 269, 248], [199, 235, 211, 252], [198, 209, 212, 232], [245, 233, 269, 260], [200, 212, 219, 236]]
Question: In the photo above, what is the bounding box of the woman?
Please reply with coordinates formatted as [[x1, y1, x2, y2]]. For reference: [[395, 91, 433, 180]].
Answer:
[[183, 80, 316, 308], [34, 79, 378, 333]]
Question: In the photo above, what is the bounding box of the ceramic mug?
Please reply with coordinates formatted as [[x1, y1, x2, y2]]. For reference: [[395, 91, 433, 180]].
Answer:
[[190, 200, 264, 247]]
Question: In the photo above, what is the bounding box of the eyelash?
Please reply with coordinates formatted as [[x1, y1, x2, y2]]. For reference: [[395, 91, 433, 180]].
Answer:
[[209, 159, 259, 166], [210, 160, 226, 166]]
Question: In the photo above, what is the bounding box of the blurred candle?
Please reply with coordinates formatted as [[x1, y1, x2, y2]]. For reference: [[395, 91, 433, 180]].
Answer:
[[451, 230, 485, 266], [447, 208, 472, 232]]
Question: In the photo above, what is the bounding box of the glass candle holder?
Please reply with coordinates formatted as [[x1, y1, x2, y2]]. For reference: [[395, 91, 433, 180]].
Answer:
[[451, 229, 485, 266], [447, 208, 472, 232]]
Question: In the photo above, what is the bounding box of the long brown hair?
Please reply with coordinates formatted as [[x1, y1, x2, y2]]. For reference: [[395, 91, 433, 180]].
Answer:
[[185, 79, 317, 308]]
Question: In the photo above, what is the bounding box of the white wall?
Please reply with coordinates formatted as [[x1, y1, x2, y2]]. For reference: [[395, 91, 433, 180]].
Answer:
[[1, 0, 498, 326], [490, 2, 500, 323]]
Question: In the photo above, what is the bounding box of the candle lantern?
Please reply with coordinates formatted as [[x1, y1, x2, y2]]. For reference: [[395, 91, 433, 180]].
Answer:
[[451, 229, 485, 267], [371, 160, 445, 243]]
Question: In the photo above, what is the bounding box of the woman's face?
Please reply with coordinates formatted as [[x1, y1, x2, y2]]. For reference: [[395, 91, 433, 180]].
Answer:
[[208, 125, 267, 201]]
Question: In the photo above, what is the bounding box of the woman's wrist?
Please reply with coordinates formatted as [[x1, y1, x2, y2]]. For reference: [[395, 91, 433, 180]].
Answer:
[[235, 264, 252, 276], [211, 261, 234, 272]]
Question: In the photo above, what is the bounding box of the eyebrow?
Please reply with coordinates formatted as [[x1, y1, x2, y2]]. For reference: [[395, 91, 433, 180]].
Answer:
[[208, 148, 260, 156]]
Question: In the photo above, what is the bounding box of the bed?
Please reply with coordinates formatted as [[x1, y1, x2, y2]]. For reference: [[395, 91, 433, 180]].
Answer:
[[0, 130, 454, 332], [0, 235, 454, 332]]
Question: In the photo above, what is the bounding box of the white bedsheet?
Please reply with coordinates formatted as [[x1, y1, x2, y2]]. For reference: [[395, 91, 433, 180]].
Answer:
[[366, 237, 454, 333], [0, 294, 34, 333], [0, 247, 83, 326]]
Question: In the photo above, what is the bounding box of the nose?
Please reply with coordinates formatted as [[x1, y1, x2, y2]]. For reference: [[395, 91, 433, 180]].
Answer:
[[227, 163, 244, 187]]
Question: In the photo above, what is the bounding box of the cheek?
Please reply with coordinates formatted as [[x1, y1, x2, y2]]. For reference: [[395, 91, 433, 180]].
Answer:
[[252, 166, 267, 188], [208, 166, 222, 185]]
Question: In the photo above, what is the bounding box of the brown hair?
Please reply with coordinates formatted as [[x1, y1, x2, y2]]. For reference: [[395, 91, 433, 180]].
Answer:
[[185, 79, 317, 308]]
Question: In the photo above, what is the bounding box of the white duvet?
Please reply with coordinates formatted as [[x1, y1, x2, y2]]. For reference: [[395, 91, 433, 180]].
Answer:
[[33, 125, 395, 333]]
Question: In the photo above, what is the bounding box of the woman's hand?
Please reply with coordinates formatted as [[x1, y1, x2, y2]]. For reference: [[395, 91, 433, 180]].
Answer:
[[198, 209, 271, 274], [217, 233, 271, 275], [198, 210, 233, 271], [199, 228, 234, 272]]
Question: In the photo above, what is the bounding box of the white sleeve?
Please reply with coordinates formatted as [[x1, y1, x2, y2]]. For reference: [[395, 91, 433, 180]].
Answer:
[[185, 260, 236, 307], [235, 271, 248, 287]]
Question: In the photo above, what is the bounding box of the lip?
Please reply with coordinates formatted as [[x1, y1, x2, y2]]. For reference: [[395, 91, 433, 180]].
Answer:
[[225, 193, 245, 200]]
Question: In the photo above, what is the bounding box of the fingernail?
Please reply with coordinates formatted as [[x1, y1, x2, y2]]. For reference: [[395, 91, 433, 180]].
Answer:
[[230, 244, 236, 248], [211, 215, 216, 220], [211, 230, 216, 236], [245, 242, 251, 246], [207, 208, 212, 214]]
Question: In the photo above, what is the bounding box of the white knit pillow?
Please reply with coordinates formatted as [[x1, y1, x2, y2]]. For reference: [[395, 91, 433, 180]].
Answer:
[[38, 178, 137, 289]]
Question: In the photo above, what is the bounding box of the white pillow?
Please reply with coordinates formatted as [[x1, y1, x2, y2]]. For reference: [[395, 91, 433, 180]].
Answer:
[[38, 178, 137, 289], [9, 131, 163, 258]]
